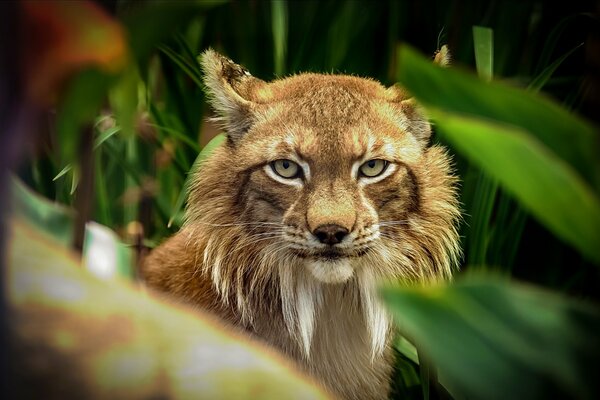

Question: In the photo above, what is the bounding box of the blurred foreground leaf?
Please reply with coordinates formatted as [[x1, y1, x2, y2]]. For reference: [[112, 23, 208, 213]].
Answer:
[[396, 45, 600, 188], [20, 0, 127, 104], [11, 175, 75, 246], [429, 108, 600, 264], [7, 218, 329, 399], [381, 274, 600, 400], [11, 176, 134, 279]]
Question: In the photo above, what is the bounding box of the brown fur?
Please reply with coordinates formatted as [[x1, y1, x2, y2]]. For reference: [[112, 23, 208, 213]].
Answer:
[[143, 49, 461, 400]]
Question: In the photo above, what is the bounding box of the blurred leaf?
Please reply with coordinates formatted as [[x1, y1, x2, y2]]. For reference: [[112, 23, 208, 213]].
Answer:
[[55, 68, 116, 168], [271, 0, 288, 76], [94, 126, 122, 149], [419, 353, 431, 400], [120, 0, 228, 67], [472, 26, 493, 81], [396, 336, 419, 364], [83, 222, 134, 280], [21, 0, 127, 104], [70, 165, 80, 196], [395, 45, 600, 187], [109, 65, 140, 139], [7, 218, 329, 399], [168, 133, 226, 228], [430, 108, 600, 264], [10, 176, 74, 247], [469, 25, 498, 267], [381, 274, 600, 400], [53, 164, 73, 182], [326, 1, 368, 69]]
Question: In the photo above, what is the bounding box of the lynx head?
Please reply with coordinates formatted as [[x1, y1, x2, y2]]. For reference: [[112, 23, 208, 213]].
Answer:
[[185, 49, 460, 356]]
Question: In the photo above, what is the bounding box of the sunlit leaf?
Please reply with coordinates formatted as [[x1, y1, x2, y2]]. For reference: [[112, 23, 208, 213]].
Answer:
[[429, 108, 600, 264], [468, 25, 498, 267], [381, 274, 600, 400], [395, 45, 600, 187], [7, 218, 329, 399]]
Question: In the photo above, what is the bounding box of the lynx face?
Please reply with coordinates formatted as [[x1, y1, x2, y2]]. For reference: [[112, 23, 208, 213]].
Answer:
[[180, 50, 460, 357], [228, 82, 427, 284]]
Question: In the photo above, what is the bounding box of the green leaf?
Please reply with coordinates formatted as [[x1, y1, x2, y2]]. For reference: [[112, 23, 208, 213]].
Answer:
[[468, 25, 499, 267], [381, 274, 600, 400], [10, 176, 75, 247], [94, 126, 121, 149], [108, 65, 140, 139], [472, 26, 493, 81], [395, 45, 600, 188], [167, 133, 226, 228], [53, 164, 73, 182], [430, 108, 600, 264], [271, 0, 288, 76]]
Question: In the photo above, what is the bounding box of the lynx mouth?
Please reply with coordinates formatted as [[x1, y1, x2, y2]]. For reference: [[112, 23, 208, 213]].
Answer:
[[291, 247, 370, 260]]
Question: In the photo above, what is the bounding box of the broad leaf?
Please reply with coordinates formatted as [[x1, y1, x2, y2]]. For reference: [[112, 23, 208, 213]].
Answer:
[[430, 108, 600, 264], [381, 274, 600, 400], [395, 45, 600, 188]]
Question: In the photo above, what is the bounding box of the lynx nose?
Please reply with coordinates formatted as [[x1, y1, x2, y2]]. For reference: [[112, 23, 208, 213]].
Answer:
[[313, 224, 349, 245]]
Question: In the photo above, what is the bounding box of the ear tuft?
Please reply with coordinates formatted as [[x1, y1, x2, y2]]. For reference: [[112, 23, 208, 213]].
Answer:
[[199, 49, 264, 143], [400, 98, 432, 146], [433, 44, 451, 67]]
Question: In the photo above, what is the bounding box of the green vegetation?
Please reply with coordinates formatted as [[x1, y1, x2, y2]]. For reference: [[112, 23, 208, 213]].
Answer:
[[11, 1, 600, 399]]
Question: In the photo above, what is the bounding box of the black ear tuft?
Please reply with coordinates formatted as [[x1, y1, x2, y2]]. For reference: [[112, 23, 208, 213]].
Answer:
[[199, 49, 266, 143]]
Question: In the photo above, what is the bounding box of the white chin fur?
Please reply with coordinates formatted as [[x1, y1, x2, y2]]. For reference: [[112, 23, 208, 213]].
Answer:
[[305, 259, 354, 283]]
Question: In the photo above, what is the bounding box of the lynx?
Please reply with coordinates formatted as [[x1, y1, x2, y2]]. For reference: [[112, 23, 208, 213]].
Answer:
[[143, 48, 460, 400]]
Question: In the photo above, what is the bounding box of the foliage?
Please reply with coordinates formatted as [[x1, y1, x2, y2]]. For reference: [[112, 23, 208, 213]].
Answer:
[[13, 1, 600, 399]]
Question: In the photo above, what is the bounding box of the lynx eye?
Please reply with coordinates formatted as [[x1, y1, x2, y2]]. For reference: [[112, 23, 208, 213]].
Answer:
[[271, 159, 301, 179], [359, 159, 388, 178]]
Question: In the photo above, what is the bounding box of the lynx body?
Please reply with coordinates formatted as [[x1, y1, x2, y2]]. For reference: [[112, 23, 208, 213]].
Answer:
[[143, 49, 460, 400]]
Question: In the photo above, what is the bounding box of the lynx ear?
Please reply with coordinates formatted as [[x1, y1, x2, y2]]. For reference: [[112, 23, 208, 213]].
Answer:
[[199, 49, 267, 143], [433, 44, 451, 67], [386, 45, 451, 146], [384, 87, 431, 146]]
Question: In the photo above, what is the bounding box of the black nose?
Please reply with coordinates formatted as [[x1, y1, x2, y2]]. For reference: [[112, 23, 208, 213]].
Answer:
[[313, 224, 349, 245]]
